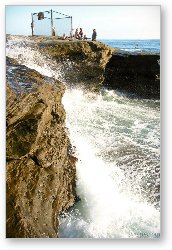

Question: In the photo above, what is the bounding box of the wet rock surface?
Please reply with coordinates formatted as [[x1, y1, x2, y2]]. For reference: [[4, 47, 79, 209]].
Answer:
[[38, 40, 114, 91], [6, 57, 77, 238], [14, 35, 115, 91]]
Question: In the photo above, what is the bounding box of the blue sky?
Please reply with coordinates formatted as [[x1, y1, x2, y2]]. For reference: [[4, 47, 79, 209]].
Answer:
[[6, 5, 160, 39]]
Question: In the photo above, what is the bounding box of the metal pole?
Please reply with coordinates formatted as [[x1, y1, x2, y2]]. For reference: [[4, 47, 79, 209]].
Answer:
[[51, 9, 54, 36], [70, 16, 73, 38], [31, 13, 34, 36]]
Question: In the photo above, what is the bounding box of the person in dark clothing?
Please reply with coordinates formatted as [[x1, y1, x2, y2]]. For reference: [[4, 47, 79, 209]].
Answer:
[[75, 28, 79, 39], [79, 28, 83, 39], [92, 29, 97, 41]]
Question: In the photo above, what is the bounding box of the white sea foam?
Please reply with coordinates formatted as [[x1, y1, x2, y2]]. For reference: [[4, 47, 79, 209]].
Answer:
[[59, 89, 160, 238], [61, 141, 159, 238], [6, 35, 65, 81]]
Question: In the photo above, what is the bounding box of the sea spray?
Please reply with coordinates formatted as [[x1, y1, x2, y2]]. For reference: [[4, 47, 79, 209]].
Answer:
[[59, 89, 160, 238], [6, 35, 70, 83]]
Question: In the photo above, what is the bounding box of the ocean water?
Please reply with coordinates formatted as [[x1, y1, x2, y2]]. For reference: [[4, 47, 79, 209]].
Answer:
[[6, 36, 160, 239], [59, 89, 160, 238], [99, 39, 160, 54]]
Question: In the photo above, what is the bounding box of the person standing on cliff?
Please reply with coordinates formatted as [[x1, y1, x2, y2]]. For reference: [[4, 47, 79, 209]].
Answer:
[[75, 28, 79, 39], [92, 29, 97, 41], [79, 28, 83, 39]]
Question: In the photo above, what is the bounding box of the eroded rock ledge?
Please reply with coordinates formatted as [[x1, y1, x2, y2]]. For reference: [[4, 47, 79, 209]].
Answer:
[[34, 37, 114, 87], [7, 35, 160, 98], [30, 36, 160, 98], [103, 51, 160, 98], [6, 57, 77, 238], [9, 35, 115, 91]]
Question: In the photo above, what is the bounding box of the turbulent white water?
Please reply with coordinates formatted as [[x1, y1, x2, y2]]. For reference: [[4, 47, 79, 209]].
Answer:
[[59, 89, 160, 238], [6, 36, 160, 239]]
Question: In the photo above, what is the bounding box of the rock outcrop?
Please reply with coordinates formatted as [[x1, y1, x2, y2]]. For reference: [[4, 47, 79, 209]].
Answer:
[[6, 35, 160, 98], [103, 52, 160, 98], [6, 36, 160, 237], [6, 57, 77, 238], [31, 37, 160, 98], [33, 36, 115, 91]]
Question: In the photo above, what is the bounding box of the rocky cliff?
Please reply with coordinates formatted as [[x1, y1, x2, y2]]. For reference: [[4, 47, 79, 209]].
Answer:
[[6, 57, 77, 238], [103, 52, 160, 98], [31, 37, 160, 98], [6, 36, 114, 238], [6, 36, 160, 238], [7, 35, 160, 98], [28, 36, 115, 91]]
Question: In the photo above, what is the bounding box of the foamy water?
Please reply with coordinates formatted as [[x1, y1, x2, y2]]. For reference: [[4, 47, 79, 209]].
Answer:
[[6, 36, 160, 238], [59, 89, 160, 238]]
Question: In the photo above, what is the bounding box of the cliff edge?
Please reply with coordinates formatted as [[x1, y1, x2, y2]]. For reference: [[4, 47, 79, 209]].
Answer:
[[6, 57, 77, 238], [25, 36, 115, 91], [103, 51, 160, 98]]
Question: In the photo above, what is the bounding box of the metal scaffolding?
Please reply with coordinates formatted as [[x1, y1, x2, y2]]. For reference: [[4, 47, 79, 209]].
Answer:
[[31, 9, 72, 37]]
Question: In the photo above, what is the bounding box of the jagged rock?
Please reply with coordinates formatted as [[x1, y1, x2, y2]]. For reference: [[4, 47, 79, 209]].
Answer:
[[34, 37, 115, 91], [6, 58, 77, 238]]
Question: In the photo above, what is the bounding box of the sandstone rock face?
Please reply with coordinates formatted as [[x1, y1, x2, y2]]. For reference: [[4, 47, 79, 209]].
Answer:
[[103, 52, 160, 98], [6, 36, 114, 238], [6, 58, 76, 238], [35, 37, 115, 90]]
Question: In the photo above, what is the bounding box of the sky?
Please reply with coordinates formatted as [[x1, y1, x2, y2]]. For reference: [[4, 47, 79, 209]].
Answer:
[[6, 5, 160, 39]]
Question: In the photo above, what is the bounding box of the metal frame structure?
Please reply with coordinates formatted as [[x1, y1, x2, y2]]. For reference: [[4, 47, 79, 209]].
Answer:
[[31, 9, 72, 36]]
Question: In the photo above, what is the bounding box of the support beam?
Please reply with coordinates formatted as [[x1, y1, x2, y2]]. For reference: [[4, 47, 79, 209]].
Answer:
[[31, 13, 34, 36], [51, 9, 54, 36]]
